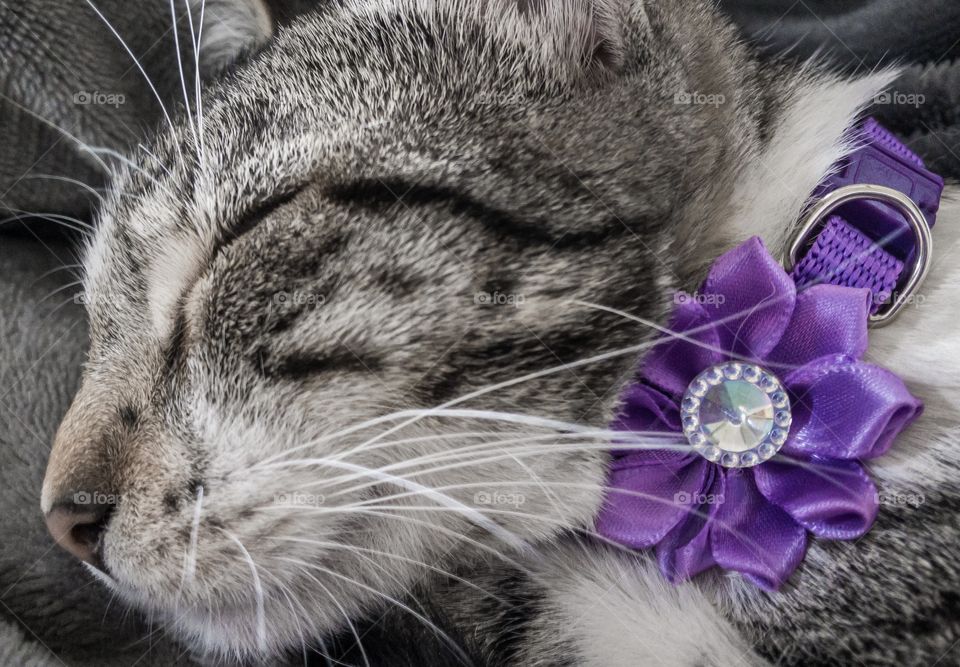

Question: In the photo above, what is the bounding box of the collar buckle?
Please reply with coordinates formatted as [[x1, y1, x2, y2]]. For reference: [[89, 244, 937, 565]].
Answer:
[[783, 184, 933, 328]]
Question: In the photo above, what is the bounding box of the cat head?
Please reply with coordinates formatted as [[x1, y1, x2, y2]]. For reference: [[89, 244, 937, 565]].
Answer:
[[40, 0, 878, 659]]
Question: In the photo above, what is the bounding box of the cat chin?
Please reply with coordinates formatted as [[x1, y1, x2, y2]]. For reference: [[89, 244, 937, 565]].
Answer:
[[166, 607, 288, 663], [81, 558, 269, 658], [116, 585, 312, 663]]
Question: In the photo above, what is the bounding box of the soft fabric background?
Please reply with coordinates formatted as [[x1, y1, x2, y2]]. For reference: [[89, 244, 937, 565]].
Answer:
[[0, 0, 957, 664], [721, 0, 960, 179]]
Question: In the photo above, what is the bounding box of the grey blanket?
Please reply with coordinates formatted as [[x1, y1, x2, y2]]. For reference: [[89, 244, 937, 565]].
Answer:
[[1, 1, 958, 664], [722, 0, 960, 180]]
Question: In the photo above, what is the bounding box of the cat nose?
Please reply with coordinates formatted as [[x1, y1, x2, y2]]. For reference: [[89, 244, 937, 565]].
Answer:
[[44, 497, 115, 569]]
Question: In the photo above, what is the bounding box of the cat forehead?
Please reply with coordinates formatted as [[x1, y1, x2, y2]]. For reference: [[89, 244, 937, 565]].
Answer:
[[78, 0, 705, 342]]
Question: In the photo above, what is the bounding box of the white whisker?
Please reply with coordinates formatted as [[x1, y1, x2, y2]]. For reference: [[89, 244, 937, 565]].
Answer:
[[184, 0, 207, 160], [259, 505, 530, 572], [264, 535, 508, 606], [313, 439, 685, 502], [19, 174, 105, 204], [275, 556, 473, 666], [262, 455, 528, 551], [288, 563, 371, 667], [0, 90, 115, 175], [83, 0, 184, 164], [169, 0, 201, 160], [222, 531, 267, 652], [261, 428, 681, 496]]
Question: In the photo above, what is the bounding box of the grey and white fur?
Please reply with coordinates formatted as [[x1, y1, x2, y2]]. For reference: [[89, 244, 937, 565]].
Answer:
[[38, 0, 960, 665]]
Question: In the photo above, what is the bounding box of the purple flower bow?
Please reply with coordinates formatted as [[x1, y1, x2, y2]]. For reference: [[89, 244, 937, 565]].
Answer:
[[596, 237, 922, 590]]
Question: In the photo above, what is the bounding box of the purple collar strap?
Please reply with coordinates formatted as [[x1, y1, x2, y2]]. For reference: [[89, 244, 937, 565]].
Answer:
[[596, 119, 944, 590], [787, 118, 943, 325]]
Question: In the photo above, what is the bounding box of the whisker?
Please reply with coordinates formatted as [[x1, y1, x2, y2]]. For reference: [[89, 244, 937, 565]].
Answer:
[[19, 174, 105, 205], [274, 476, 790, 585], [255, 405, 678, 470], [274, 556, 473, 667], [17, 210, 94, 232], [222, 530, 267, 652], [258, 569, 313, 665], [38, 279, 85, 306], [0, 210, 92, 235], [300, 439, 685, 502], [261, 428, 681, 495], [261, 455, 528, 551], [84, 147, 162, 185], [180, 484, 205, 590], [263, 535, 508, 606], [574, 298, 890, 467], [0, 91, 115, 176], [169, 0, 198, 149], [280, 558, 372, 667], [83, 0, 184, 164], [333, 497, 786, 582], [183, 0, 207, 160], [771, 451, 881, 497], [572, 299, 807, 373], [258, 505, 530, 572]]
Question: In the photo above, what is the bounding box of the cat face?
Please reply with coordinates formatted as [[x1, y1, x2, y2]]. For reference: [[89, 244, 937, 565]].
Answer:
[[41, 0, 774, 658]]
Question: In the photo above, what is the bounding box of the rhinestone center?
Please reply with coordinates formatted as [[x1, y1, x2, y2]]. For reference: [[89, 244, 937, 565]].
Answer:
[[700, 381, 773, 452], [681, 363, 791, 468]]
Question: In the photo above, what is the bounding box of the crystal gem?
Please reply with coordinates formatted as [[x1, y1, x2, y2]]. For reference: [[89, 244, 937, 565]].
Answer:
[[681, 363, 792, 468]]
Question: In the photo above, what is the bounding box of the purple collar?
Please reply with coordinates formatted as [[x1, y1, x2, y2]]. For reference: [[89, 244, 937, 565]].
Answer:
[[596, 119, 944, 590], [788, 118, 942, 325]]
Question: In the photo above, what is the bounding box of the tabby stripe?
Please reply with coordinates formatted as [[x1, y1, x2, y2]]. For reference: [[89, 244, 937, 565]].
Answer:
[[327, 178, 621, 249]]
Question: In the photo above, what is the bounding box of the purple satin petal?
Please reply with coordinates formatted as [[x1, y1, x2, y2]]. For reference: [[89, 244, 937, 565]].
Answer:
[[710, 470, 808, 591], [754, 458, 878, 540], [609, 383, 686, 463], [612, 382, 681, 433], [784, 357, 923, 460], [656, 468, 722, 583], [641, 296, 724, 399], [767, 285, 871, 368], [596, 459, 709, 550], [699, 237, 797, 360]]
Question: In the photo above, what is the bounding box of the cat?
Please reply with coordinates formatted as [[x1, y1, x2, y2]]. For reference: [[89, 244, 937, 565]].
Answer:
[[39, 0, 960, 664]]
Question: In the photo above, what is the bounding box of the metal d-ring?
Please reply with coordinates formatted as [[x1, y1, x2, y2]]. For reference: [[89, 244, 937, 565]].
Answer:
[[783, 184, 932, 328]]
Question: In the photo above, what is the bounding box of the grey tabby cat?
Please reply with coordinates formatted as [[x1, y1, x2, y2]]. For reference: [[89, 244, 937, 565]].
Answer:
[[39, 0, 960, 665]]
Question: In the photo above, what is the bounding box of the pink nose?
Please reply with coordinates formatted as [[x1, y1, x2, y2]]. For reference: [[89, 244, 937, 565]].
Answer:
[[44, 500, 113, 569]]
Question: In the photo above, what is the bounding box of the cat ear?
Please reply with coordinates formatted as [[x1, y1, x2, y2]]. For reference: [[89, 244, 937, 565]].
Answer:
[[511, 0, 627, 71], [191, 0, 274, 75]]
